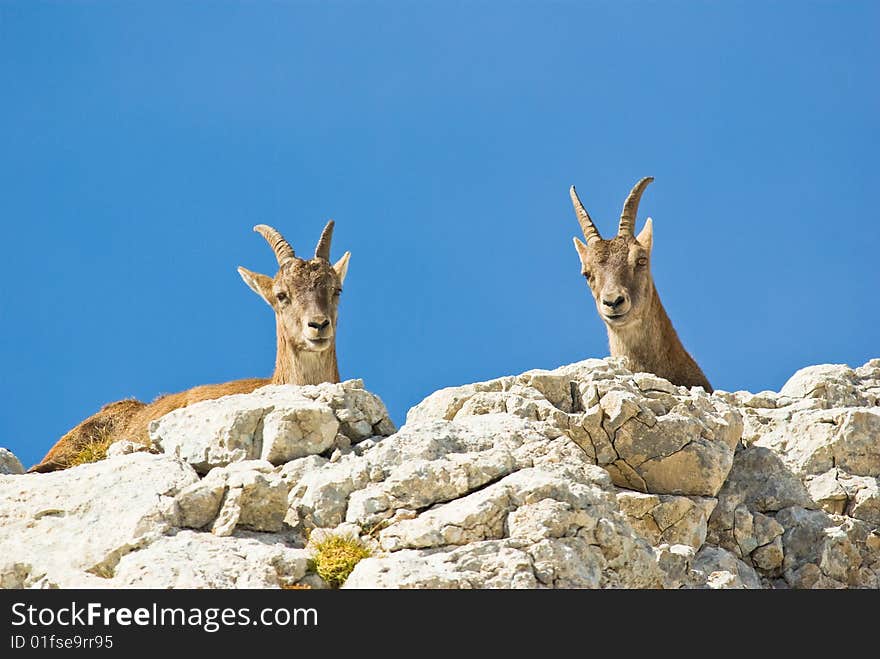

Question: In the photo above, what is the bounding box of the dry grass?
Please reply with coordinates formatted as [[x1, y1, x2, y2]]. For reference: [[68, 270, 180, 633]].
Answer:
[[67, 429, 114, 467], [310, 534, 372, 588]]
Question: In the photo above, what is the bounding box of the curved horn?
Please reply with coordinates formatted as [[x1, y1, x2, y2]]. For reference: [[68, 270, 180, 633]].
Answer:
[[618, 176, 654, 237], [570, 185, 602, 245], [253, 224, 296, 266], [314, 220, 335, 261]]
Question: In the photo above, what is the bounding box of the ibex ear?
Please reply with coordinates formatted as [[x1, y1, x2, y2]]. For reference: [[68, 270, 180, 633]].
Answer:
[[237, 267, 275, 306], [636, 217, 653, 252], [333, 251, 351, 285], [572, 237, 590, 266]]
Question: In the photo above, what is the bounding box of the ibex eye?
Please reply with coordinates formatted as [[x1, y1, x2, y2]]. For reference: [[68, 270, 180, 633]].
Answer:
[[583, 272, 592, 280], [637, 257, 648, 267], [334, 288, 342, 296], [275, 291, 288, 303]]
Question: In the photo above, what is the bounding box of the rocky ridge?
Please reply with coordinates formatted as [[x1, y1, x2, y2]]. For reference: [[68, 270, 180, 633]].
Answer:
[[1, 359, 878, 589]]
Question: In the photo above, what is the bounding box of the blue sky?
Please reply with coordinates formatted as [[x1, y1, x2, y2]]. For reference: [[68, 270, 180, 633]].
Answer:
[[1, 2, 877, 469]]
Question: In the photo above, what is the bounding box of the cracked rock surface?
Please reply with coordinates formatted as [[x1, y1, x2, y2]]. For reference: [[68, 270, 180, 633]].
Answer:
[[708, 359, 880, 588], [0, 453, 197, 588], [2, 358, 878, 588], [151, 379, 395, 474], [410, 358, 742, 497]]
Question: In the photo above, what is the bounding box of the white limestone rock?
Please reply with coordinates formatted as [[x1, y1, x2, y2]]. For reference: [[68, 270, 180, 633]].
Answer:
[[0, 453, 198, 587], [0, 448, 24, 475], [151, 380, 394, 473], [8, 356, 880, 590], [110, 530, 311, 588], [175, 460, 290, 535]]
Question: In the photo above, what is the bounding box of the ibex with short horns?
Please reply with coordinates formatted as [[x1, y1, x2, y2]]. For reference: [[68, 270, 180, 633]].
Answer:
[[30, 221, 350, 473], [570, 178, 712, 392], [238, 220, 350, 385]]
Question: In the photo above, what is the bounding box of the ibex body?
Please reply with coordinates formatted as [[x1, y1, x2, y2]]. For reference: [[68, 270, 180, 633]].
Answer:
[[570, 178, 712, 392], [31, 221, 350, 473]]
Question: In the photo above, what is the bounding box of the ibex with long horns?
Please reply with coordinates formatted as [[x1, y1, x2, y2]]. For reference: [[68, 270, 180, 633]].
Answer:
[[570, 177, 712, 392], [30, 221, 350, 473]]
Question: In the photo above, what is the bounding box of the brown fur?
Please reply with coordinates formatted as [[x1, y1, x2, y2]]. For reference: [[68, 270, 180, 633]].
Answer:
[[30, 379, 272, 473], [30, 223, 350, 473], [29, 399, 147, 473], [571, 180, 712, 392]]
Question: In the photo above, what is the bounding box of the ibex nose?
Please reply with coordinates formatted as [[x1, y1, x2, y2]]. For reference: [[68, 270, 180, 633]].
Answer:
[[602, 295, 626, 310], [308, 318, 330, 331]]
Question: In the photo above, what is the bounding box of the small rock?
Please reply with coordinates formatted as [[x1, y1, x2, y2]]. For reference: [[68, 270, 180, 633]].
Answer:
[[106, 440, 150, 459], [176, 474, 226, 529], [751, 536, 784, 572], [0, 448, 25, 475], [806, 470, 848, 516]]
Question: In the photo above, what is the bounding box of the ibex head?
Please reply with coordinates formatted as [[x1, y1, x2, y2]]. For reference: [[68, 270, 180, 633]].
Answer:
[[570, 177, 654, 328], [237, 221, 350, 353]]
